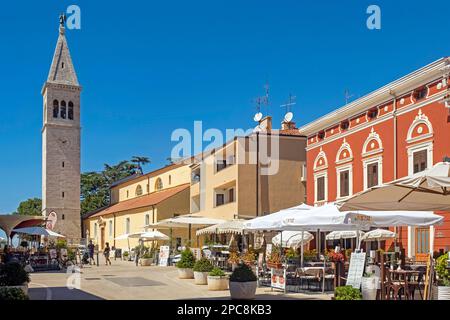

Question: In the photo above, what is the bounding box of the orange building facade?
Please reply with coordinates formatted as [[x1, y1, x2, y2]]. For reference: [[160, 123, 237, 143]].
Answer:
[[300, 58, 450, 258]]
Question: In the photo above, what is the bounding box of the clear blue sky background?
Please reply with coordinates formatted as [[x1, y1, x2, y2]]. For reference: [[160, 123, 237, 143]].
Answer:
[[0, 0, 449, 215]]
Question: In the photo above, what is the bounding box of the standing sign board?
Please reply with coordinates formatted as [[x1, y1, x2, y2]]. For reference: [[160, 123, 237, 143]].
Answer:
[[159, 246, 170, 266], [270, 268, 286, 291], [346, 252, 366, 289]]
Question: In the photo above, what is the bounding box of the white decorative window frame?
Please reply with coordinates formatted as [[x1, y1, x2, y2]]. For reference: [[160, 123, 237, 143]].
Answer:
[[313, 148, 328, 172], [336, 164, 353, 200], [363, 156, 383, 191], [362, 127, 384, 157], [335, 138, 354, 165], [407, 140, 433, 176], [314, 171, 328, 204], [406, 109, 434, 144]]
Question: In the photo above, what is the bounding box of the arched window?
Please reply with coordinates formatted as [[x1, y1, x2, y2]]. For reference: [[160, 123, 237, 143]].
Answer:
[[155, 178, 163, 191], [60, 101, 66, 119], [94, 223, 98, 238], [135, 185, 143, 196], [125, 218, 130, 234], [145, 214, 150, 226], [108, 220, 113, 237], [53, 100, 59, 118], [68, 101, 74, 120]]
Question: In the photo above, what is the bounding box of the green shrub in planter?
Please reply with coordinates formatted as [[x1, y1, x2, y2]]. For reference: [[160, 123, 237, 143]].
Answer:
[[436, 253, 450, 286], [176, 249, 196, 269], [335, 286, 362, 300], [209, 267, 225, 277], [193, 258, 213, 272], [0, 287, 29, 300], [229, 263, 257, 282], [0, 262, 30, 286], [141, 252, 152, 259]]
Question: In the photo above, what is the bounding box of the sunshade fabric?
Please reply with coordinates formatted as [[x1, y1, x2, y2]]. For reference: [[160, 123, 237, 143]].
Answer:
[[325, 230, 364, 240], [12, 227, 65, 238], [196, 220, 246, 236], [361, 228, 396, 241], [139, 230, 169, 241], [340, 162, 450, 211], [148, 215, 226, 229], [272, 231, 314, 248]]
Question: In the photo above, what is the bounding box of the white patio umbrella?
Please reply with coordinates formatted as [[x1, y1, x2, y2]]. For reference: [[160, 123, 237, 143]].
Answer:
[[115, 232, 144, 251], [138, 230, 170, 241], [12, 227, 65, 238], [196, 219, 246, 236], [361, 228, 396, 250], [340, 162, 450, 211], [243, 203, 313, 231], [325, 230, 364, 240], [272, 231, 314, 248]]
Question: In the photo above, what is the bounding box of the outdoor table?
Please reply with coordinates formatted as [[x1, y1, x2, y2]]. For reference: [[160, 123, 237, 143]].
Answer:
[[295, 266, 326, 293]]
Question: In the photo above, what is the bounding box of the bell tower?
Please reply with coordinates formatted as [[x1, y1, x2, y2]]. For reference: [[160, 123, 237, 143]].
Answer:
[[42, 14, 81, 241]]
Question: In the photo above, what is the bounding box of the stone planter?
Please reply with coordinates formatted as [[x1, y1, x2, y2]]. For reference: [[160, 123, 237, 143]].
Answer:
[[361, 277, 379, 300], [229, 281, 257, 300], [194, 271, 209, 285], [178, 268, 194, 279], [207, 276, 229, 291], [433, 285, 450, 300], [4, 284, 28, 296], [140, 258, 153, 266]]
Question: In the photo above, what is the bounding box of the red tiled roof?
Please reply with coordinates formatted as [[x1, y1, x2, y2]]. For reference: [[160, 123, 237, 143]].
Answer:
[[88, 183, 190, 219]]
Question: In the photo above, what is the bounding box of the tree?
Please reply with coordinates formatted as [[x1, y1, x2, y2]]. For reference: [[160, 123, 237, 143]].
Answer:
[[13, 198, 42, 216], [131, 156, 150, 174]]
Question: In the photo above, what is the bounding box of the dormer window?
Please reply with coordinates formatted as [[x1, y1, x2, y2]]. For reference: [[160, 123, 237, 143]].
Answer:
[[414, 87, 427, 101], [367, 108, 378, 120], [340, 120, 350, 131]]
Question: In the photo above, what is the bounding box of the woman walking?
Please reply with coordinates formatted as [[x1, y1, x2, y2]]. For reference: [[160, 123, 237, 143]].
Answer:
[[104, 242, 112, 265]]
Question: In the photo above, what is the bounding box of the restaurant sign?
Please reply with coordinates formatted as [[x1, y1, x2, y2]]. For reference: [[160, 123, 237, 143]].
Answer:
[[271, 267, 286, 291], [159, 246, 170, 266]]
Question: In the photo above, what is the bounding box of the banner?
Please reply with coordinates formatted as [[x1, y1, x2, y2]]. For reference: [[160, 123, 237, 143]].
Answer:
[[159, 246, 170, 266], [270, 267, 286, 291]]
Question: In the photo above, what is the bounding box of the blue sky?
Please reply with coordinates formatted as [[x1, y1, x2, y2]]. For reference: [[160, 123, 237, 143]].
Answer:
[[0, 0, 449, 214]]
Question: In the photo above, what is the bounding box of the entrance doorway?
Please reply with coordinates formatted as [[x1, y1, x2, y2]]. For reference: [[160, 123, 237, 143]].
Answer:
[[415, 227, 430, 262]]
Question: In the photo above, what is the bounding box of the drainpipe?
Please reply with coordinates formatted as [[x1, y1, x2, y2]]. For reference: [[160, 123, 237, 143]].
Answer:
[[256, 133, 260, 217], [390, 90, 399, 250]]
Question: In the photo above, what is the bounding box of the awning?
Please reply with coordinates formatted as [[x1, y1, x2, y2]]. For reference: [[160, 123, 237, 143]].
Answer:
[[339, 162, 450, 211], [196, 220, 246, 236]]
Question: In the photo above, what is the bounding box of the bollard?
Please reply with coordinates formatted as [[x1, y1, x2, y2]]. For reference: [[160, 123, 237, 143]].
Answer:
[[96, 252, 99, 267]]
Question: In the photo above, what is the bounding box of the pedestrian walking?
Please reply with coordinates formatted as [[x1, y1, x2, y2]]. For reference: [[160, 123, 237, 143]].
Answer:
[[104, 242, 111, 265]]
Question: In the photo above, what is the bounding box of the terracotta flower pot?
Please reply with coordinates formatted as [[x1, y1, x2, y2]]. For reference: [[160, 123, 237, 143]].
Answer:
[[140, 258, 153, 266], [194, 272, 209, 285], [229, 281, 257, 300]]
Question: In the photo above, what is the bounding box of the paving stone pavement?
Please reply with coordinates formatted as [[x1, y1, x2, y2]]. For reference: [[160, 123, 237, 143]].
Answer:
[[28, 257, 333, 300]]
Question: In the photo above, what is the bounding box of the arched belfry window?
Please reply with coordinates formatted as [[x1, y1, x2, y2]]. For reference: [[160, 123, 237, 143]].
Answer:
[[53, 100, 59, 118], [68, 101, 74, 120], [60, 101, 66, 119], [155, 178, 163, 191], [135, 185, 143, 196]]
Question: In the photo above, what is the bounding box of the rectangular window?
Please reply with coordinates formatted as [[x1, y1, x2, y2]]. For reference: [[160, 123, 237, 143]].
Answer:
[[229, 189, 234, 203], [62, 162, 65, 168], [413, 150, 428, 174], [416, 228, 430, 254], [109, 221, 113, 237], [62, 192, 65, 198], [125, 218, 130, 234], [216, 194, 225, 206], [216, 160, 227, 172], [367, 163, 379, 188], [145, 214, 150, 226], [339, 170, 349, 197], [317, 176, 325, 201]]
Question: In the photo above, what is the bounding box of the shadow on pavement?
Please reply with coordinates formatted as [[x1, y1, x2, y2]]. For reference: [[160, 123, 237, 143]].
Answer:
[[29, 287, 104, 300]]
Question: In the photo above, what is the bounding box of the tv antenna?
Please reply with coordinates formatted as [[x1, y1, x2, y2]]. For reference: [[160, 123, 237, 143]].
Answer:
[[345, 89, 354, 105], [280, 94, 296, 122], [252, 82, 270, 121]]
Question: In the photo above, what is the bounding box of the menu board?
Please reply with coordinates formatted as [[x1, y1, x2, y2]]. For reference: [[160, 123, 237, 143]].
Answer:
[[270, 268, 286, 291], [346, 252, 366, 289], [158, 246, 170, 266]]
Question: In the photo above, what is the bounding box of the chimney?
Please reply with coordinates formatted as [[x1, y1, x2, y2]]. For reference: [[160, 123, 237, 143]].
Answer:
[[281, 120, 297, 130], [259, 116, 272, 131]]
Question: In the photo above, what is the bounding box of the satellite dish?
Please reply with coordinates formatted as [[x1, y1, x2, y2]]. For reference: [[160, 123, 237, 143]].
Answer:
[[284, 112, 293, 122], [254, 112, 263, 122], [253, 125, 262, 133]]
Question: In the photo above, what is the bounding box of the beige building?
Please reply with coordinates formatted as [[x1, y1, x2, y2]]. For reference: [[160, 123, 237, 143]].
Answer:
[[190, 116, 307, 223], [82, 163, 192, 251]]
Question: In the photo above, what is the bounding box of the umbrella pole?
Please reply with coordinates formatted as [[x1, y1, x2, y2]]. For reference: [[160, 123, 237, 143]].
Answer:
[[301, 231, 304, 267], [188, 224, 192, 247]]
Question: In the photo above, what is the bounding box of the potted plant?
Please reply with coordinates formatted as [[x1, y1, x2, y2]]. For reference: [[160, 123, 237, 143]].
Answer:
[[176, 248, 196, 279], [207, 267, 229, 291], [122, 251, 129, 261], [361, 272, 378, 300], [242, 251, 256, 267], [0, 262, 30, 295], [267, 252, 282, 269], [434, 253, 450, 300], [193, 258, 213, 285], [229, 263, 257, 300], [334, 286, 362, 300], [228, 251, 240, 271], [0, 287, 29, 300], [140, 252, 153, 266]]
